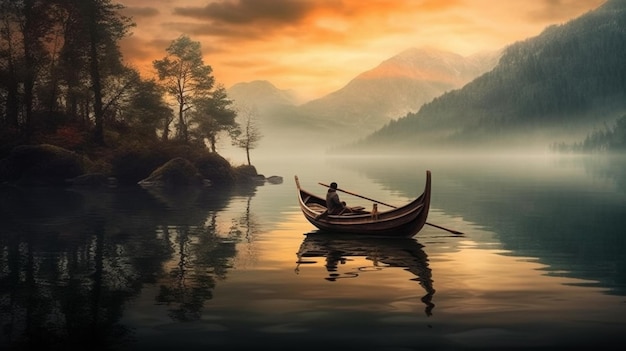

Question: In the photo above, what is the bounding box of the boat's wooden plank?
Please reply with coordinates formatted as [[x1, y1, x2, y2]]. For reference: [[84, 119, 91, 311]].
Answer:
[[308, 203, 326, 212]]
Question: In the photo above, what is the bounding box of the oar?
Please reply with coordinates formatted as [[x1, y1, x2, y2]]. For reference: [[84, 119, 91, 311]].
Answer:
[[319, 182, 463, 235]]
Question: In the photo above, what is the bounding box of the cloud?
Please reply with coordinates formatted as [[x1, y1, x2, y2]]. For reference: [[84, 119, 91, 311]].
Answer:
[[173, 0, 315, 24], [169, 0, 460, 38], [526, 0, 605, 22], [123, 6, 160, 18], [117, 0, 607, 100]]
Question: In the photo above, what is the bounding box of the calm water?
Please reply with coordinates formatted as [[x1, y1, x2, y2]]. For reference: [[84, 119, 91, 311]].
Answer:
[[1, 154, 626, 350]]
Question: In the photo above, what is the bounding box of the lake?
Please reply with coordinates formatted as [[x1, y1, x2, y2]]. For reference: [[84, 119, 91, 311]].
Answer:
[[1, 153, 626, 350]]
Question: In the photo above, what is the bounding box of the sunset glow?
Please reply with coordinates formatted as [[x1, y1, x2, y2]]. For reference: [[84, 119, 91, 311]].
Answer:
[[118, 0, 605, 101]]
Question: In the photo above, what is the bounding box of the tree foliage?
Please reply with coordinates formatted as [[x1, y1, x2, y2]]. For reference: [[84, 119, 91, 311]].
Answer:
[[153, 35, 215, 143], [190, 84, 238, 153], [0, 0, 138, 149], [0, 0, 252, 174]]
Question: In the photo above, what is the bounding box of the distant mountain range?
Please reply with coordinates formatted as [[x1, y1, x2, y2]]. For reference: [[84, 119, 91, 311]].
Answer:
[[295, 47, 500, 134], [227, 0, 626, 156], [340, 0, 626, 154], [227, 47, 500, 151]]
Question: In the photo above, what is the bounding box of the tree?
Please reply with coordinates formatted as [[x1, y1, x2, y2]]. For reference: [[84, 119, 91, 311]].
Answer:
[[77, 0, 133, 145], [98, 68, 174, 144], [0, 0, 183, 154], [231, 106, 262, 166], [121, 78, 173, 141], [610, 115, 626, 151], [153, 35, 214, 142], [190, 85, 237, 153], [0, 0, 56, 137]]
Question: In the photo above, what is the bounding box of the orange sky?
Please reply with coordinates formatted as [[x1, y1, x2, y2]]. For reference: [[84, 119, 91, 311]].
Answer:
[[118, 0, 606, 101]]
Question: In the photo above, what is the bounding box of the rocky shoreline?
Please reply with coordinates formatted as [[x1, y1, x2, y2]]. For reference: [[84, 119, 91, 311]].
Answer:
[[0, 144, 282, 188]]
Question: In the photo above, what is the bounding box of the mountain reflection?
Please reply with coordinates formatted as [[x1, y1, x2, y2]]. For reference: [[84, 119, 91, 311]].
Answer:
[[0, 184, 256, 349], [295, 233, 435, 316]]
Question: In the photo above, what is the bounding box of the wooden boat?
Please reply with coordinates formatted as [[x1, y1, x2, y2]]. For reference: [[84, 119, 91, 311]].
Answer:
[[294, 170, 431, 238]]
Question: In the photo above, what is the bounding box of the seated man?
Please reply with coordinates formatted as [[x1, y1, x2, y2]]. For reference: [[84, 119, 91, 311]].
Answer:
[[326, 182, 351, 215]]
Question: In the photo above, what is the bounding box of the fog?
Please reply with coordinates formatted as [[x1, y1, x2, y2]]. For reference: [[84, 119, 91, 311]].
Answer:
[[216, 122, 601, 171]]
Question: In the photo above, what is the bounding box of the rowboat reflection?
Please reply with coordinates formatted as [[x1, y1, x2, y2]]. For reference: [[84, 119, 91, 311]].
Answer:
[[295, 232, 436, 316]]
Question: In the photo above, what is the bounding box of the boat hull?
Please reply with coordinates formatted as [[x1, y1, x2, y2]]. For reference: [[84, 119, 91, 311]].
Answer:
[[295, 171, 431, 238]]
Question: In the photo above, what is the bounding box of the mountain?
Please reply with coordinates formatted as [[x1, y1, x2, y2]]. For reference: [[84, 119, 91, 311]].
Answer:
[[342, 0, 626, 154], [226, 80, 326, 152], [294, 47, 500, 136], [227, 80, 300, 112], [226, 48, 500, 154]]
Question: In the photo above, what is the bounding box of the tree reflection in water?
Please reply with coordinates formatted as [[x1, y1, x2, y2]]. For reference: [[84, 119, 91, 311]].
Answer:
[[0, 183, 259, 349], [295, 233, 436, 316], [137, 185, 260, 322]]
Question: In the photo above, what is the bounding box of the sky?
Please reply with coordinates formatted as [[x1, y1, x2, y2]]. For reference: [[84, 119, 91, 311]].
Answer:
[[117, 0, 606, 101]]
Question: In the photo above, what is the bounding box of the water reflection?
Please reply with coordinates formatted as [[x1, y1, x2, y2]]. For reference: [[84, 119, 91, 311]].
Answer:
[[295, 233, 435, 316], [328, 155, 626, 296], [3, 155, 626, 350], [0, 184, 258, 350]]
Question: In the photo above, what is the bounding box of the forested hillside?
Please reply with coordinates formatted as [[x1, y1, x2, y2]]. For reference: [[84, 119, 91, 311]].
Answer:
[[0, 1, 259, 185], [345, 0, 626, 154]]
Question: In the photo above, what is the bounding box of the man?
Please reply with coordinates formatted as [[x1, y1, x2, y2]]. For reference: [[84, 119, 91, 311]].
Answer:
[[326, 182, 349, 215]]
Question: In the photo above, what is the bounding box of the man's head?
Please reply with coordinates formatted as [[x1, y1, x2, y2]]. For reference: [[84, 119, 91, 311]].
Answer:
[[330, 182, 338, 189]]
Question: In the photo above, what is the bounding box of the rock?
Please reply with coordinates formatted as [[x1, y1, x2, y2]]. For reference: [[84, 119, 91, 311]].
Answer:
[[138, 157, 204, 187], [67, 173, 111, 187], [266, 175, 283, 184], [252, 175, 266, 184]]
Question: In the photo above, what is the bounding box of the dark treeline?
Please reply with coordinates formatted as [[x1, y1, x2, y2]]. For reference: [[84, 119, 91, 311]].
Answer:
[[550, 114, 626, 153], [0, 0, 253, 180], [353, 0, 626, 152]]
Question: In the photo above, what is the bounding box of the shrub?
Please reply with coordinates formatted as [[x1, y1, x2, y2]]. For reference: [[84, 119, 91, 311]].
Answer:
[[195, 153, 236, 185], [110, 143, 170, 185], [0, 144, 93, 185]]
